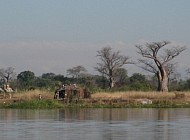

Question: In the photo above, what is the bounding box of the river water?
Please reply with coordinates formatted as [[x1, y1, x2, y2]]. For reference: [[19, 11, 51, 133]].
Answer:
[[0, 108, 190, 140]]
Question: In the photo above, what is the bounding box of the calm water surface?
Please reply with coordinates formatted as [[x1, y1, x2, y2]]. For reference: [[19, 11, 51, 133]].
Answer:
[[0, 108, 190, 140]]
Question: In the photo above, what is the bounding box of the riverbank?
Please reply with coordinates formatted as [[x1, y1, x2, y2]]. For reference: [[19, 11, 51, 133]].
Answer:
[[0, 90, 190, 109]]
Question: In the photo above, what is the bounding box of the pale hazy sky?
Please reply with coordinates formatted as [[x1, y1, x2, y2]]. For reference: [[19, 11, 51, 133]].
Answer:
[[0, 0, 189, 77]]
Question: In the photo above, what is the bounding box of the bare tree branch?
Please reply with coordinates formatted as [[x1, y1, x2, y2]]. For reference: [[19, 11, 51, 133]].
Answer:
[[136, 41, 186, 92], [0, 67, 16, 83], [95, 46, 130, 88], [162, 46, 186, 65], [67, 65, 87, 78], [137, 59, 157, 73]]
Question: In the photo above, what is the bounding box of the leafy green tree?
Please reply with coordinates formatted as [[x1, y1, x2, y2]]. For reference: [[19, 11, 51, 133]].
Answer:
[[128, 73, 152, 91], [42, 73, 56, 79], [35, 77, 55, 90], [93, 75, 109, 90], [53, 75, 66, 83], [78, 74, 109, 91], [17, 71, 35, 90], [115, 68, 128, 87], [129, 73, 146, 83], [183, 79, 190, 91]]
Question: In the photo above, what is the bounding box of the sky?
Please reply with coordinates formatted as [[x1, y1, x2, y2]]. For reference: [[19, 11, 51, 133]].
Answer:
[[0, 0, 190, 78]]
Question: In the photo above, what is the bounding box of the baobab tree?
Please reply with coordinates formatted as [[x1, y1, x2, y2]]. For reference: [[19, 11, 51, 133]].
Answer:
[[136, 41, 186, 92], [0, 67, 16, 84], [95, 47, 130, 88]]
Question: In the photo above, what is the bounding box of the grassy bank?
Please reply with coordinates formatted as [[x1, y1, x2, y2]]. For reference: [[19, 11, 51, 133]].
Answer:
[[1, 90, 190, 109], [88, 91, 190, 108], [0, 100, 64, 109]]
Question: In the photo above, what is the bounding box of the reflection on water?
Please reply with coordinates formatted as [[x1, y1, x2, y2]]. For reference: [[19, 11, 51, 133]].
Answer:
[[0, 108, 190, 140]]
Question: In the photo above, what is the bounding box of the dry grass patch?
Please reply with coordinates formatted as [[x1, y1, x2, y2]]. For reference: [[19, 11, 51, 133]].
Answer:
[[13, 90, 54, 101], [91, 91, 189, 100], [184, 92, 190, 98]]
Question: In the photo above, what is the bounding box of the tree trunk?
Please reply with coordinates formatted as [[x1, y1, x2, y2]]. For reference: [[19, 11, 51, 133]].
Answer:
[[109, 77, 115, 88], [157, 70, 168, 92], [160, 74, 168, 92], [156, 71, 161, 91]]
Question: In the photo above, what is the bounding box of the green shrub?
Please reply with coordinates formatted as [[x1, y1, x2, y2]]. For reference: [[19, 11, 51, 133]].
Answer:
[[2, 100, 64, 109]]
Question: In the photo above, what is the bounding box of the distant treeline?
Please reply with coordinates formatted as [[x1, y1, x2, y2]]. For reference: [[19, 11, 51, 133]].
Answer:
[[0, 41, 189, 92], [1, 69, 190, 92]]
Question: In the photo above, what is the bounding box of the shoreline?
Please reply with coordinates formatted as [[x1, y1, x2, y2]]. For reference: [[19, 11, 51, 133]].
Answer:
[[0, 98, 190, 109], [0, 90, 190, 109]]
